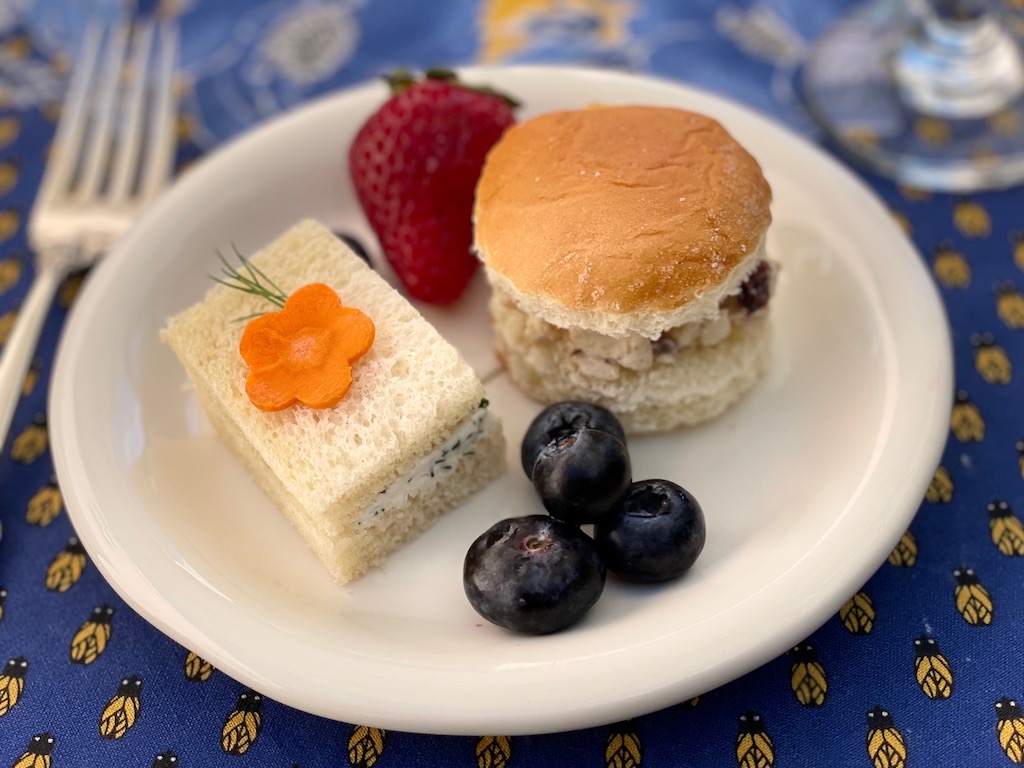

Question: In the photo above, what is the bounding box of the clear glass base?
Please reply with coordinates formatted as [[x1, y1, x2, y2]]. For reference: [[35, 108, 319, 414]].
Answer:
[[801, 0, 1024, 192]]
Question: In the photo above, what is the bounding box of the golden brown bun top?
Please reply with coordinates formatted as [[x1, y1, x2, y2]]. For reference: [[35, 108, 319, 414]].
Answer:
[[473, 105, 772, 316]]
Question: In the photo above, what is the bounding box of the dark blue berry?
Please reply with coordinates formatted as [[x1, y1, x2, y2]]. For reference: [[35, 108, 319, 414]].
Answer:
[[737, 260, 771, 313], [594, 479, 705, 582], [532, 427, 631, 525], [333, 231, 373, 266], [463, 515, 606, 634], [521, 400, 626, 478]]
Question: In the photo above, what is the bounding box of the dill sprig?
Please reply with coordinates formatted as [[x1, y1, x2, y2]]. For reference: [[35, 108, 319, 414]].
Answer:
[[210, 244, 288, 319]]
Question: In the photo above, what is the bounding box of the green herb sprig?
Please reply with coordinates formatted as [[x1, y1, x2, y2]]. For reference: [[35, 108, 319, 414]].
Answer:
[[210, 244, 288, 321]]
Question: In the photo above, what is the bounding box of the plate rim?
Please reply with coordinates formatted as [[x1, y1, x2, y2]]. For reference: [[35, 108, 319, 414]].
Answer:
[[49, 64, 953, 735]]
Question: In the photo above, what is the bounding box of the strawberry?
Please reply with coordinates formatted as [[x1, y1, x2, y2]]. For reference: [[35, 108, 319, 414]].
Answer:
[[348, 68, 518, 304]]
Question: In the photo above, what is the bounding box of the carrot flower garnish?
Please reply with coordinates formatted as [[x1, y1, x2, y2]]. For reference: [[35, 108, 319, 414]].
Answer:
[[211, 246, 375, 412], [238, 282, 375, 412], [236, 282, 376, 411]]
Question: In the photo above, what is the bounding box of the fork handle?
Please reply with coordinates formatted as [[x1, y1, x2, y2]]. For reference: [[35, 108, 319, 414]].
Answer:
[[0, 267, 60, 450]]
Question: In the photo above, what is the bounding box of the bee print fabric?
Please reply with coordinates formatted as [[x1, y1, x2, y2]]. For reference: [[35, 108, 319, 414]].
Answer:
[[4, 0, 1024, 765]]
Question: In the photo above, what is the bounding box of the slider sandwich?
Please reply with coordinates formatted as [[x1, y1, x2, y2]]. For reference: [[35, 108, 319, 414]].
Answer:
[[473, 105, 776, 433]]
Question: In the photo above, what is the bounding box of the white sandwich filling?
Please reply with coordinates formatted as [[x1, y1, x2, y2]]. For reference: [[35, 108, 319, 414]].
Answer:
[[358, 403, 493, 527], [493, 260, 777, 384]]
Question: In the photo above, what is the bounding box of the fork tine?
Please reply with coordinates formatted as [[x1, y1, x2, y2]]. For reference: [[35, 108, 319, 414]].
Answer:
[[106, 19, 155, 202], [35, 22, 104, 205], [136, 20, 178, 203], [73, 22, 129, 203]]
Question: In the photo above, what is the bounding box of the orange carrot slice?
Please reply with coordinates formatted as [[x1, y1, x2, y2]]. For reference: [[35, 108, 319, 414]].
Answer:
[[239, 283, 375, 411]]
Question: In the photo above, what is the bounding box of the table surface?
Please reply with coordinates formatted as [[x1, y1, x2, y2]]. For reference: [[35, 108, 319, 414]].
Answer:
[[2, 0, 1024, 765]]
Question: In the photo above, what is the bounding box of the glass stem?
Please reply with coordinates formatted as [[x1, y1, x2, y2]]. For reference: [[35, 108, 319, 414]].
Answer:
[[891, 0, 1024, 118]]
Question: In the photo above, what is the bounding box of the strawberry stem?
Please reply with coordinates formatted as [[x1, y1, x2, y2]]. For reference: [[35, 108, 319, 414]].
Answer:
[[382, 67, 521, 108], [385, 68, 417, 95], [425, 67, 457, 82]]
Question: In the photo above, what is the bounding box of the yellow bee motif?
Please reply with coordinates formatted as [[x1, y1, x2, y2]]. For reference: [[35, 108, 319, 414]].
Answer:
[[736, 710, 774, 768], [10, 414, 48, 463], [0, 160, 18, 195], [888, 530, 918, 567], [915, 116, 951, 145], [348, 725, 387, 767], [21, 359, 38, 396], [0, 116, 20, 147], [26, 479, 62, 527], [176, 112, 197, 145], [951, 389, 985, 442], [183, 650, 214, 682], [932, 242, 970, 288], [926, 465, 954, 503], [99, 675, 142, 739], [995, 697, 1024, 764], [789, 642, 827, 707], [954, 566, 994, 626], [913, 635, 953, 700], [151, 751, 178, 768], [865, 707, 907, 768], [0, 208, 20, 243], [221, 689, 263, 756], [1015, 232, 1024, 272], [0, 255, 21, 292], [0, 656, 28, 716], [12, 732, 55, 768], [953, 199, 992, 238], [0, 309, 16, 344], [972, 333, 1012, 384], [844, 127, 879, 149], [45, 537, 87, 592], [890, 209, 911, 237], [606, 724, 642, 768], [898, 185, 932, 202], [475, 735, 511, 768], [839, 591, 875, 634], [987, 500, 1024, 556], [3, 36, 31, 60], [58, 270, 87, 308], [70, 605, 114, 665], [996, 283, 1024, 328], [1017, 441, 1024, 479]]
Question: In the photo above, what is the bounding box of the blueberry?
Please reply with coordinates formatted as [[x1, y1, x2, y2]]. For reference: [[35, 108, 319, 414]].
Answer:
[[532, 427, 631, 526], [333, 231, 373, 266], [521, 400, 626, 478], [594, 479, 706, 582], [463, 515, 606, 634]]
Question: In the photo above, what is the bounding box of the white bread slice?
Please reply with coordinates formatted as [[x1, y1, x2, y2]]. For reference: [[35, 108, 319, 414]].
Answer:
[[161, 219, 505, 584]]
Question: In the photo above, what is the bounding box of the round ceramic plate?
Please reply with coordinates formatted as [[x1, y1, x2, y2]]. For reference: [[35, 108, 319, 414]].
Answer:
[[50, 66, 952, 736]]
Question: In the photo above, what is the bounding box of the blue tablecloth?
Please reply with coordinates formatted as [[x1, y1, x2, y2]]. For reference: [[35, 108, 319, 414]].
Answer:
[[2, 0, 1024, 765]]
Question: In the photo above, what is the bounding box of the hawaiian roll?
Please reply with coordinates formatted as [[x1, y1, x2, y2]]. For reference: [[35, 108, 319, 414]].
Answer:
[[473, 104, 776, 433]]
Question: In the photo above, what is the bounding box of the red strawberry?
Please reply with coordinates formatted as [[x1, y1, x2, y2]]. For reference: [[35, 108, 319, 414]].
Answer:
[[348, 69, 518, 304]]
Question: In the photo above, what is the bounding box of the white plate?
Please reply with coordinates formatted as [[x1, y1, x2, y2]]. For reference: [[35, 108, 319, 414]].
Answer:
[[50, 66, 952, 736]]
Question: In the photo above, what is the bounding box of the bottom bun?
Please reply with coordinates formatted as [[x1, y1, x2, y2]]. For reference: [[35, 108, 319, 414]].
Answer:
[[493, 300, 772, 434]]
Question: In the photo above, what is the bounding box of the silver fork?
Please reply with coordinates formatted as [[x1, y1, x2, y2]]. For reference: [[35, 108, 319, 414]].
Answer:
[[0, 18, 178, 448]]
